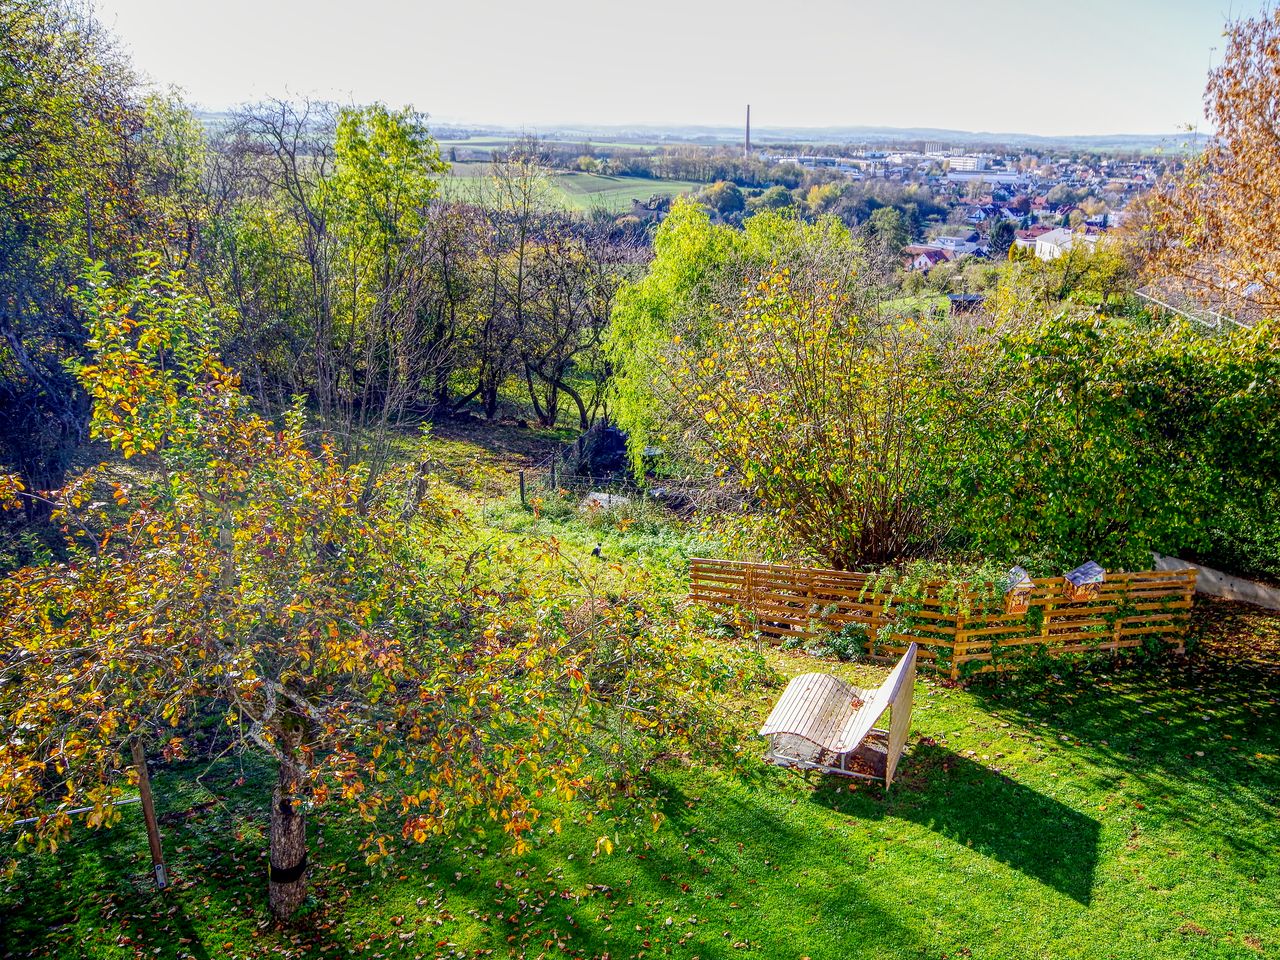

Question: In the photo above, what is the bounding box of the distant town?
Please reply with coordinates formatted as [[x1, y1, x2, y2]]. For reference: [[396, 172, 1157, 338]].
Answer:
[[420, 114, 1179, 272]]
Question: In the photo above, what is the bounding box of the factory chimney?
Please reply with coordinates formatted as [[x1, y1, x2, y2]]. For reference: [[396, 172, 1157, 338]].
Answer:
[[745, 104, 751, 156]]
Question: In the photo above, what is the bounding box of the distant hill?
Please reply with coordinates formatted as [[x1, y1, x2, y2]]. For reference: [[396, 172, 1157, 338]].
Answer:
[[194, 111, 1194, 153], [532, 122, 1194, 152]]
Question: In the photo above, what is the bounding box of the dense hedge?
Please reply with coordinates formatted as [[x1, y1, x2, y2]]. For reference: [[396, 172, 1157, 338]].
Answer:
[[944, 312, 1280, 573]]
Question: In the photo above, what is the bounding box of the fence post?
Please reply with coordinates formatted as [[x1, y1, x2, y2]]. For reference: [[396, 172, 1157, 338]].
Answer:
[[518, 470, 526, 506], [1111, 578, 1125, 652], [550, 464, 557, 491], [950, 604, 966, 681], [131, 740, 168, 889], [1177, 570, 1195, 654], [870, 596, 884, 660]]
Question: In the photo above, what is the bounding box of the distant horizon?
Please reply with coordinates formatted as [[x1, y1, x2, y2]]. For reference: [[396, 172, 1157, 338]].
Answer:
[[94, 0, 1230, 139], [192, 109, 1195, 150]]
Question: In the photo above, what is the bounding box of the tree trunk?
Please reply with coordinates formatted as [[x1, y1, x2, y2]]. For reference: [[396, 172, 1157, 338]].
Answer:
[[268, 725, 309, 919]]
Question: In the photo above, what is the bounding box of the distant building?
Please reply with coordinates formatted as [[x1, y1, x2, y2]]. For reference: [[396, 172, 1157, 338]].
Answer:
[[1034, 227, 1106, 260], [903, 247, 950, 272], [948, 155, 987, 172], [1014, 225, 1054, 249], [946, 169, 1024, 185], [965, 203, 1015, 223], [931, 233, 981, 255], [763, 155, 868, 177]]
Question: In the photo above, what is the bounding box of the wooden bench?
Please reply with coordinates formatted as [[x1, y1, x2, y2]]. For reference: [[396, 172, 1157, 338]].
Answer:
[[759, 643, 917, 787]]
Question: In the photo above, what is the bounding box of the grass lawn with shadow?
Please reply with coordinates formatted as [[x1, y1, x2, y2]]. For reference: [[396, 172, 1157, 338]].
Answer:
[[4, 429, 1279, 960], [4, 628, 1277, 960]]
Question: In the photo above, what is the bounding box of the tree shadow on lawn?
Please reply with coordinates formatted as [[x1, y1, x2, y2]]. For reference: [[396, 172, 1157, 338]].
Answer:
[[962, 647, 1280, 834], [0, 834, 216, 960], [810, 744, 1101, 906], [634, 777, 931, 956], [341, 781, 927, 960]]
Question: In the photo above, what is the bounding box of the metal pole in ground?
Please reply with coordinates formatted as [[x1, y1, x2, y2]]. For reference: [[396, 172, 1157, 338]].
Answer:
[[519, 470, 526, 506], [131, 740, 168, 889]]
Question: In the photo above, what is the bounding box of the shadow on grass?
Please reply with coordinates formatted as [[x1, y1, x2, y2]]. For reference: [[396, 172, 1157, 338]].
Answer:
[[340, 775, 928, 960], [0, 835, 216, 960], [810, 744, 1101, 905], [964, 646, 1280, 831]]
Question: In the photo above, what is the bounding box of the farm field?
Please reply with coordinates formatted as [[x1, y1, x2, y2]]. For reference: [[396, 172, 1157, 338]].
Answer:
[[3, 425, 1278, 960], [441, 162, 704, 212], [551, 172, 703, 212], [437, 137, 674, 153]]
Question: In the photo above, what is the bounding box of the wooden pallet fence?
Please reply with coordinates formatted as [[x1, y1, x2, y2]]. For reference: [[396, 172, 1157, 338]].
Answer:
[[688, 558, 1197, 678]]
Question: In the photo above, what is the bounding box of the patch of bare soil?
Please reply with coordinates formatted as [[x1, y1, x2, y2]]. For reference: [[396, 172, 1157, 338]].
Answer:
[[1189, 596, 1280, 676]]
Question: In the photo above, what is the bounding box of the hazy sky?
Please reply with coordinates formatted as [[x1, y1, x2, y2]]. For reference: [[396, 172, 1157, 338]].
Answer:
[[93, 0, 1236, 135]]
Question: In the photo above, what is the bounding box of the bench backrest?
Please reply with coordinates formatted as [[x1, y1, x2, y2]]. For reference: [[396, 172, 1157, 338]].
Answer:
[[832, 643, 918, 753]]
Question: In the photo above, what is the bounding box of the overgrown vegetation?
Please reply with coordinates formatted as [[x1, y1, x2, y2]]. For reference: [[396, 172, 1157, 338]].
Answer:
[[2, 425, 1277, 958], [608, 201, 1280, 574], [4, 0, 1280, 952]]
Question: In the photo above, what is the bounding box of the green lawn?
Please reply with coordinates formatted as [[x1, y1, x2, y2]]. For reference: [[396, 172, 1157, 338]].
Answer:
[[5, 630, 1276, 959], [440, 163, 702, 213], [3, 429, 1278, 960], [882, 294, 949, 316]]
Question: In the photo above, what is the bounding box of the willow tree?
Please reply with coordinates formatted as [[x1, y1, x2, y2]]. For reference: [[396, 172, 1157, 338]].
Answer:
[[606, 200, 871, 475]]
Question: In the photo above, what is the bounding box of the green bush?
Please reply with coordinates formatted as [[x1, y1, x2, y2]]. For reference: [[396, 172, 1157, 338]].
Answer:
[[942, 311, 1280, 573]]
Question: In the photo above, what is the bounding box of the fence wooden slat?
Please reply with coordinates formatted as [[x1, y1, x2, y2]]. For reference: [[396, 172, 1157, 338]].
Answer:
[[689, 557, 1196, 676]]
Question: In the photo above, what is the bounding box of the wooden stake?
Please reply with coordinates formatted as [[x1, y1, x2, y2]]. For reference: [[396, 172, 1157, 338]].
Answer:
[[519, 470, 526, 506], [131, 740, 168, 889]]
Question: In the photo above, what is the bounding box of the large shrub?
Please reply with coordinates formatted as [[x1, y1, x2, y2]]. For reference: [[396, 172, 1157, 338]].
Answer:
[[606, 200, 870, 476], [658, 269, 985, 568]]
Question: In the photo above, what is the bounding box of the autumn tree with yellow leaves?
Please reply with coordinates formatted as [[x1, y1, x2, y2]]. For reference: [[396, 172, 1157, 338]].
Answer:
[[1143, 7, 1280, 316], [0, 260, 740, 917], [660, 269, 991, 568]]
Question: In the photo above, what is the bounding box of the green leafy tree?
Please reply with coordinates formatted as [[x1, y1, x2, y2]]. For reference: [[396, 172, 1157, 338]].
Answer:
[[700, 180, 745, 216], [606, 201, 867, 472], [867, 206, 912, 254], [325, 104, 448, 474], [748, 185, 795, 212], [204, 100, 449, 463]]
